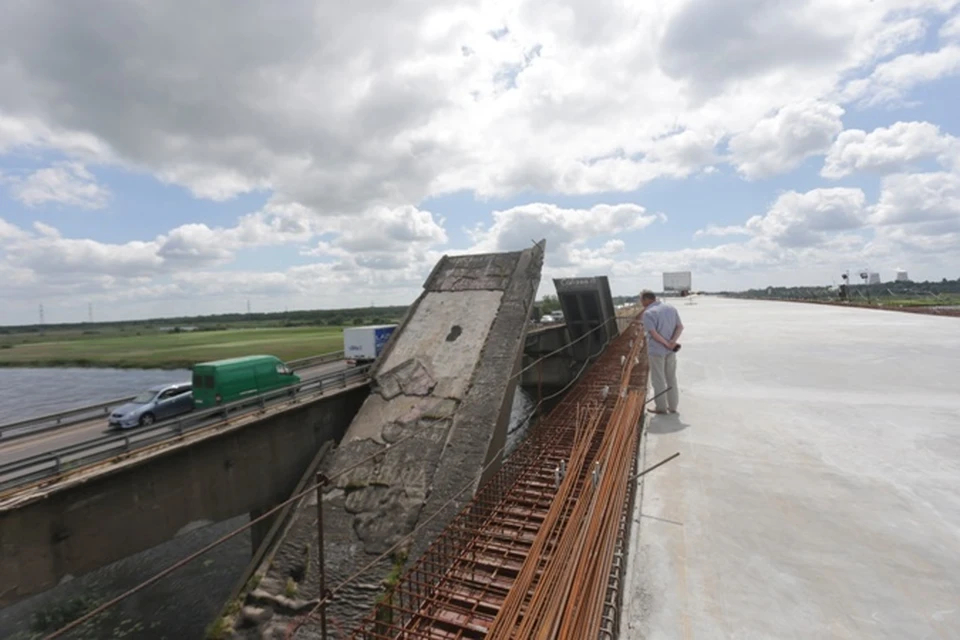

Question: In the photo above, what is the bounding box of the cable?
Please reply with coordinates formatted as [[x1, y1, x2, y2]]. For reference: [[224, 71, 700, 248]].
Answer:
[[44, 311, 642, 639], [286, 428, 522, 638], [514, 315, 618, 379], [289, 316, 645, 637]]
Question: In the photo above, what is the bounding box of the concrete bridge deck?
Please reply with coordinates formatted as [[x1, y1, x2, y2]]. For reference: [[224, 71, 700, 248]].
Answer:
[[624, 297, 960, 639]]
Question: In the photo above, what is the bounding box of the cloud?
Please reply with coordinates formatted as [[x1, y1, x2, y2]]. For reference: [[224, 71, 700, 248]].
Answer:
[[468, 202, 658, 267], [870, 171, 960, 227], [659, 0, 850, 99], [336, 206, 448, 252], [5, 162, 110, 209], [728, 101, 844, 180], [694, 224, 750, 239], [744, 188, 868, 247], [940, 13, 960, 40], [2, 1, 960, 321], [822, 121, 959, 178], [842, 44, 960, 107], [1, 0, 955, 210]]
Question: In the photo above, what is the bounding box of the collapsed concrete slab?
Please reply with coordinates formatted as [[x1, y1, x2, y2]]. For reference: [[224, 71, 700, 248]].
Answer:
[[230, 243, 544, 637]]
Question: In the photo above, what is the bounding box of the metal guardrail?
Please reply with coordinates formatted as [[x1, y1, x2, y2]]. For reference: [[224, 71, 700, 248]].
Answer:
[[0, 350, 345, 442], [0, 364, 370, 493]]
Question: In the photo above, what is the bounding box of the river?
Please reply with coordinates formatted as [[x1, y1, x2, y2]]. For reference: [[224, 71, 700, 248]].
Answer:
[[0, 368, 191, 425]]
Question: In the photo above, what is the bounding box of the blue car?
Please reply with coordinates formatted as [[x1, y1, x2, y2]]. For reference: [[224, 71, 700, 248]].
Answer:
[[108, 382, 194, 429]]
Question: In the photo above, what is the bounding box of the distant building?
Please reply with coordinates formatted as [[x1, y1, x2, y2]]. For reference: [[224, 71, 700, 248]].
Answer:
[[663, 271, 692, 294], [895, 270, 910, 282], [868, 273, 881, 285]]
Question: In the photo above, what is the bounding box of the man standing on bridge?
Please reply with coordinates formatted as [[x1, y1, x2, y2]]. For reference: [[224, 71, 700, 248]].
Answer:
[[640, 290, 683, 414]]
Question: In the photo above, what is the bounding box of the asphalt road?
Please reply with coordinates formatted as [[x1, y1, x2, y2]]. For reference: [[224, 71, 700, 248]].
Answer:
[[0, 360, 351, 468]]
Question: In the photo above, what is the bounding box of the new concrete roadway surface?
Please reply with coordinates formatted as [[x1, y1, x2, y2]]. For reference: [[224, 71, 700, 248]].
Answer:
[[0, 360, 349, 467], [623, 297, 960, 639]]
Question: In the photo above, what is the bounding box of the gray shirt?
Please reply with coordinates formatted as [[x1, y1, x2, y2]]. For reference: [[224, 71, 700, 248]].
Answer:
[[642, 301, 681, 357]]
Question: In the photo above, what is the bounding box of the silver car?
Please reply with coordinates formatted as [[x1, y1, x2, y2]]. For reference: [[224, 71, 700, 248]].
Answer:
[[108, 382, 194, 429]]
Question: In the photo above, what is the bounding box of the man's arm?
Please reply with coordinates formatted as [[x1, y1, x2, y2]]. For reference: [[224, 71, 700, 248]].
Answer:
[[643, 314, 674, 350], [669, 319, 684, 348], [648, 327, 674, 350]]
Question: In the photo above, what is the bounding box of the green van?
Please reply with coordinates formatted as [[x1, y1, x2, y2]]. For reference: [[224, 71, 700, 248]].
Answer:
[[191, 355, 301, 408]]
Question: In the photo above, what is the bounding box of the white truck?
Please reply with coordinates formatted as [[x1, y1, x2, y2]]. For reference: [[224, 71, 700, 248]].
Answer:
[[343, 324, 398, 365]]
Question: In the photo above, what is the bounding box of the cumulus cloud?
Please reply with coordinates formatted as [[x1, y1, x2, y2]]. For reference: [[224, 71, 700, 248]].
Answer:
[[336, 206, 448, 253], [694, 224, 750, 239], [939, 13, 960, 40], [0, 201, 451, 287], [870, 171, 960, 227], [5, 162, 110, 209], [0, 0, 954, 211], [842, 44, 960, 107], [728, 101, 844, 180], [822, 121, 959, 178], [1, 0, 960, 321], [744, 188, 868, 247], [468, 202, 657, 262]]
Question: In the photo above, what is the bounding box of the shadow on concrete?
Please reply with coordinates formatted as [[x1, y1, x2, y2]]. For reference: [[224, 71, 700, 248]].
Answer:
[[638, 513, 684, 527], [645, 413, 690, 434]]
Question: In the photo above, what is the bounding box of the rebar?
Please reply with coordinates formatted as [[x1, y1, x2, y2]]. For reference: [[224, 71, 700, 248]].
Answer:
[[346, 316, 650, 639]]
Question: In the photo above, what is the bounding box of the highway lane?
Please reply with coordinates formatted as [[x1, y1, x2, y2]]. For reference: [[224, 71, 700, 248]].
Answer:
[[0, 360, 352, 467]]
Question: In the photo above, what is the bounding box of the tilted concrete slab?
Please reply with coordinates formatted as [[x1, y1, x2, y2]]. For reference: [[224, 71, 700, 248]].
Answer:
[[236, 245, 544, 636], [623, 297, 960, 639]]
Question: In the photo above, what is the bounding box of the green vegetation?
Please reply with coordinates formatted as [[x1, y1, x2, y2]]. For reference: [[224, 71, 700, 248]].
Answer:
[[204, 613, 234, 640], [725, 278, 960, 308], [538, 295, 562, 315], [536, 294, 638, 317], [374, 550, 409, 629], [0, 305, 407, 369], [0, 327, 343, 369], [205, 597, 241, 640]]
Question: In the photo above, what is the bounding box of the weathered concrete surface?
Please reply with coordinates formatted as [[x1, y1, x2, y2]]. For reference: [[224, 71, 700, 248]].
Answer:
[[521, 325, 580, 396], [237, 246, 544, 638], [0, 385, 368, 607], [553, 275, 619, 358], [623, 297, 960, 639]]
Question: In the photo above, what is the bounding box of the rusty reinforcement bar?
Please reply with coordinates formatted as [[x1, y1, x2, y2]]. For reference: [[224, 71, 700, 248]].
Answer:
[[345, 315, 649, 639]]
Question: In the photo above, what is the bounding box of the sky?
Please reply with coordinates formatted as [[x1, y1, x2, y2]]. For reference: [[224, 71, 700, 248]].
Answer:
[[1, 0, 960, 325]]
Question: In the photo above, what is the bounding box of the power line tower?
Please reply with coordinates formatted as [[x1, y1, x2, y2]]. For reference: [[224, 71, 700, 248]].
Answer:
[[247, 299, 251, 314], [39, 303, 45, 331], [88, 303, 94, 323]]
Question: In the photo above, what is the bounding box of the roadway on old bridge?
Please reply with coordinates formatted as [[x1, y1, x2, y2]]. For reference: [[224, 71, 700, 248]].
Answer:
[[0, 360, 349, 467]]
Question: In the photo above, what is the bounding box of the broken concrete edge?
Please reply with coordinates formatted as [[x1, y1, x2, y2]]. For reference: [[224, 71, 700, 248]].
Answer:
[[405, 241, 545, 565], [368, 294, 421, 382], [208, 441, 336, 638], [230, 243, 548, 635], [0, 382, 370, 513]]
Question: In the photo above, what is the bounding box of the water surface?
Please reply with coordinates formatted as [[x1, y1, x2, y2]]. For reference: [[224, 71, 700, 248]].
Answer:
[[0, 368, 191, 425]]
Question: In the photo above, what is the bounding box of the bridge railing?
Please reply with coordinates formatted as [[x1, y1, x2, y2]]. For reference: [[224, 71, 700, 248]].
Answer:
[[0, 350, 345, 443], [0, 363, 370, 494]]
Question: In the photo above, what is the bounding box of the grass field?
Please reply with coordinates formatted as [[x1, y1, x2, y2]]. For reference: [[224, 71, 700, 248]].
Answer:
[[0, 327, 345, 369]]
